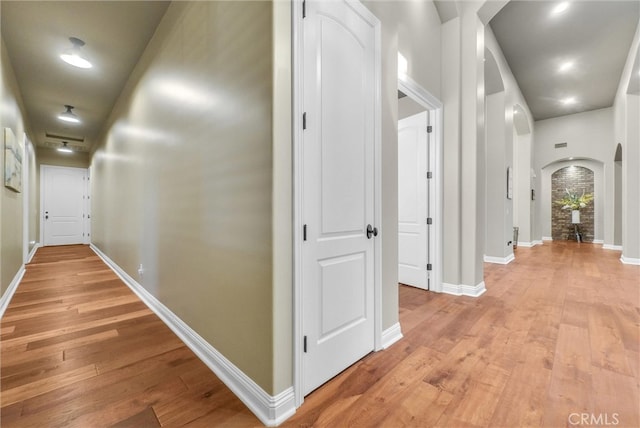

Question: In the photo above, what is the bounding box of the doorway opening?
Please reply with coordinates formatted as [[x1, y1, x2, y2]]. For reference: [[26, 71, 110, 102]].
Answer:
[[40, 165, 90, 246], [292, 0, 382, 407], [397, 77, 443, 293]]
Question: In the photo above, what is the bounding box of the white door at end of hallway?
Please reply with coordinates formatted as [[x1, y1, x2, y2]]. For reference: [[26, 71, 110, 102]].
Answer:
[[301, 0, 378, 395], [398, 111, 429, 290], [42, 166, 88, 246]]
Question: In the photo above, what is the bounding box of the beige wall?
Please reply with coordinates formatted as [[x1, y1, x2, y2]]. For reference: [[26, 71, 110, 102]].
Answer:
[[613, 22, 640, 260], [90, 1, 277, 393], [1, 39, 33, 293]]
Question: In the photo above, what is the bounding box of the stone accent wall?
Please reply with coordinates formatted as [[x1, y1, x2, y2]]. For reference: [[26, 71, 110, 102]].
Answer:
[[551, 166, 595, 242]]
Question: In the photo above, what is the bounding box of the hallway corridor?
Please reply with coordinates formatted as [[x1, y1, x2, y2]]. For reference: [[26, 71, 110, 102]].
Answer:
[[1, 243, 639, 427], [0, 245, 260, 427]]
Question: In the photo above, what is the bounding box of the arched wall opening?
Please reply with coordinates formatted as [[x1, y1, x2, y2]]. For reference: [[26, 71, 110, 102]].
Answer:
[[512, 104, 534, 247], [484, 47, 513, 262], [551, 166, 595, 242], [614, 143, 623, 246], [540, 159, 604, 243]]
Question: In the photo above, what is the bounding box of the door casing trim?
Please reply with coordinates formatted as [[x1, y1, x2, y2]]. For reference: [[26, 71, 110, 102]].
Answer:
[[398, 76, 444, 294], [39, 165, 89, 246], [292, 0, 382, 408]]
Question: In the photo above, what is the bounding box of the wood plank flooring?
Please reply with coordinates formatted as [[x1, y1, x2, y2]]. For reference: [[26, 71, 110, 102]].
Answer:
[[1, 245, 260, 427], [1, 242, 639, 427], [283, 242, 639, 427]]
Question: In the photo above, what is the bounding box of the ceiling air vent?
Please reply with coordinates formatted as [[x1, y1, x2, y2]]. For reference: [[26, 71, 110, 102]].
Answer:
[[45, 132, 84, 142], [555, 142, 568, 149]]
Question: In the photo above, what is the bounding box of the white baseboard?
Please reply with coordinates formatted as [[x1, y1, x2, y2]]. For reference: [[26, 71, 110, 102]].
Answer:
[[516, 241, 534, 248], [592, 239, 604, 244], [26, 243, 40, 264], [532, 240, 543, 246], [603, 244, 623, 251], [542, 236, 553, 241], [90, 244, 296, 426], [0, 264, 25, 319], [621, 255, 640, 265], [381, 322, 403, 349], [442, 281, 486, 297], [483, 253, 515, 264]]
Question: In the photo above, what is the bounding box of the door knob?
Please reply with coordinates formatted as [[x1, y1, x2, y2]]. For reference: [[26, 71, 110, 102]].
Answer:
[[366, 224, 378, 239]]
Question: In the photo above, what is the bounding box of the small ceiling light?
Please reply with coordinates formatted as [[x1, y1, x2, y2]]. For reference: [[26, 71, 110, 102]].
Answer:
[[551, 2, 570, 16], [559, 61, 574, 73], [58, 105, 80, 123], [60, 37, 92, 69], [561, 97, 576, 105], [57, 142, 73, 153]]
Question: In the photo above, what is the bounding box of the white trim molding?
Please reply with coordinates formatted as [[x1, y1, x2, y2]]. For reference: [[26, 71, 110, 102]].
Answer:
[[292, 0, 384, 408], [442, 281, 486, 297], [532, 240, 543, 246], [398, 74, 444, 294], [516, 241, 534, 248], [603, 244, 623, 251], [592, 239, 604, 244], [381, 322, 403, 349], [27, 243, 40, 264], [542, 236, 553, 241], [0, 265, 25, 318], [90, 244, 296, 427], [620, 255, 640, 265], [483, 253, 515, 265]]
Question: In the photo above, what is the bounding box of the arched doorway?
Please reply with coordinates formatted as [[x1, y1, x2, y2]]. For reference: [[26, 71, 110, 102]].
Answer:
[[551, 166, 595, 242], [614, 143, 622, 246]]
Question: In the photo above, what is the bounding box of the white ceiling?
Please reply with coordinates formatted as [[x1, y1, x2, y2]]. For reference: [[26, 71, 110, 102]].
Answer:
[[490, 0, 640, 121], [1, 1, 170, 152]]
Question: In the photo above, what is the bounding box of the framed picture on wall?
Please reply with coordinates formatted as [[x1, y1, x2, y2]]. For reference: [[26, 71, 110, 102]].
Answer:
[[506, 166, 513, 199], [4, 127, 22, 193]]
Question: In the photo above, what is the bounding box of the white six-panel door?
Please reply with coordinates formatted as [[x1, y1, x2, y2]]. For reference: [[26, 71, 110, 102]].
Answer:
[[302, 0, 378, 395], [42, 166, 89, 246], [398, 111, 429, 289]]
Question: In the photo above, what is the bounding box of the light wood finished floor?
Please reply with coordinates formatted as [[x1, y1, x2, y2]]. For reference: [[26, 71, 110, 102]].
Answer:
[[2, 242, 639, 427]]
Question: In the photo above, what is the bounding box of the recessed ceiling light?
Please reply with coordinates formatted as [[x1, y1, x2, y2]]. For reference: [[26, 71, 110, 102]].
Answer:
[[551, 2, 570, 16], [60, 37, 92, 69], [58, 105, 80, 123], [561, 97, 576, 105], [57, 142, 73, 153], [559, 61, 574, 72]]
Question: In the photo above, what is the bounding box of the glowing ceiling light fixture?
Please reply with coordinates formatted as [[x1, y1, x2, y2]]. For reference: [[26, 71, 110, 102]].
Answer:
[[58, 105, 80, 123], [60, 37, 92, 69], [551, 2, 570, 16], [561, 97, 576, 105], [559, 61, 574, 73], [57, 142, 73, 153]]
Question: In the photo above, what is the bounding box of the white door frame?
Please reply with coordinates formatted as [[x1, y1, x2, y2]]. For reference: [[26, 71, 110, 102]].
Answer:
[[39, 165, 90, 246], [398, 76, 443, 293], [22, 133, 30, 263], [292, 0, 382, 407]]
